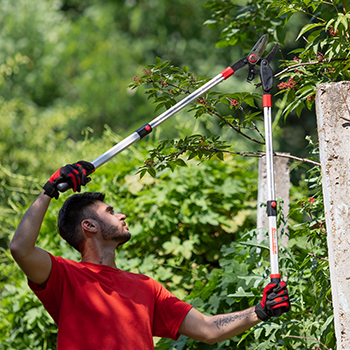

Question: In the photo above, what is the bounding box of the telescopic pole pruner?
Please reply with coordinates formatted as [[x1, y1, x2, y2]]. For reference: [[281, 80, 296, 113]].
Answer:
[[57, 34, 270, 191], [250, 43, 281, 290], [57, 33, 281, 293]]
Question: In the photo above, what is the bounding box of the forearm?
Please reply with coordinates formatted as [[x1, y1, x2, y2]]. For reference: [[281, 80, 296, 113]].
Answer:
[[179, 306, 261, 345], [10, 190, 51, 257], [208, 306, 260, 343], [179, 285, 290, 344]]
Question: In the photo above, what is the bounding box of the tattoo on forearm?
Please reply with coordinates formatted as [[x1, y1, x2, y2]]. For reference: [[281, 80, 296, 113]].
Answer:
[[214, 311, 254, 330]]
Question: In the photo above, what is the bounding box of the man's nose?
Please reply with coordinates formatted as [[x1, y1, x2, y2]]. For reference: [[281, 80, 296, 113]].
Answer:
[[116, 213, 126, 220]]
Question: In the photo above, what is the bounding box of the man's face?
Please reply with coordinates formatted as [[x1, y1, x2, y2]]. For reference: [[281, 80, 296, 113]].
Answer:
[[94, 201, 131, 246]]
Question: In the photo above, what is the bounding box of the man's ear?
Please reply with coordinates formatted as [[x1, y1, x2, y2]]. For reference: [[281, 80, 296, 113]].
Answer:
[[81, 219, 98, 233]]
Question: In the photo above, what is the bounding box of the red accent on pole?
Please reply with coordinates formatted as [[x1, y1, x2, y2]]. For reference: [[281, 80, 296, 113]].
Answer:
[[271, 227, 278, 254], [263, 94, 272, 107], [221, 67, 234, 79], [270, 274, 281, 280], [145, 125, 151, 131], [271, 201, 277, 208]]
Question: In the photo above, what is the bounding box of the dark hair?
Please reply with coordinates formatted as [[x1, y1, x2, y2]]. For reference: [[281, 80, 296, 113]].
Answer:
[[57, 192, 105, 252]]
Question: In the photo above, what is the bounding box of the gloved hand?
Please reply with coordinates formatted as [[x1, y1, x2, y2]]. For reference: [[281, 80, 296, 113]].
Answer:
[[43, 161, 95, 199], [255, 281, 290, 321]]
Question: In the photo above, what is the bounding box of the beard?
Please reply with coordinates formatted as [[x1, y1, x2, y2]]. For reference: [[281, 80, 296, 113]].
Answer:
[[100, 221, 131, 247]]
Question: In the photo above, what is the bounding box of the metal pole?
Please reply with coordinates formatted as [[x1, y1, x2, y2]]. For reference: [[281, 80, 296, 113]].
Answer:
[[57, 68, 233, 191], [92, 73, 228, 169], [263, 94, 280, 283]]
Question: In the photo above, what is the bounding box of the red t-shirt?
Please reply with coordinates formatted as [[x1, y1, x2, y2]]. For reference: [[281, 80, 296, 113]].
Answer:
[[28, 254, 192, 349]]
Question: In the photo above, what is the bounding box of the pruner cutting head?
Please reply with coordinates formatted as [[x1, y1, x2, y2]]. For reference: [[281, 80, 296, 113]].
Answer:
[[230, 34, 270, 76], [246, 34, 271, 82], [247, 34, 269, 66], [229, 34, 278, 92], [246, 35, 279, 93]]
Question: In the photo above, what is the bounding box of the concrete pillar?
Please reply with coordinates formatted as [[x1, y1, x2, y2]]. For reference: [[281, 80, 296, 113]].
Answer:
[[257, 155, 290, 247], [316, 81, 350, 349]]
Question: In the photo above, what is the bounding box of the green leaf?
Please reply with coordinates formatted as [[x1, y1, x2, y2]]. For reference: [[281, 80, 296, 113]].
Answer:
[[325, 18, 335, 30], [163, 236, 181, 254], [320, 314, 334, 333], [295, 100, 304, 117], [157, 266, 173, 281], [155, 56, 162, 65], [216, 151, 224, 161], [154, 102, 166, 113], [147, 167, 156, 178], [215, 39, 229, 49], [334, 13, 345, 31], [341, 15, 348, 31], [204, 19, 217, 29], [307, 29, 322, 42], [175, 158, 187, 167], [254, 326, 264, 339], [296, 23, 324, 41]]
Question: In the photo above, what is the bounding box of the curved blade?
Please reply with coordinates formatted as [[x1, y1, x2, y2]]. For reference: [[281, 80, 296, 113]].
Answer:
[[263, 43, 279, 64], [248, 34, 269, 64]]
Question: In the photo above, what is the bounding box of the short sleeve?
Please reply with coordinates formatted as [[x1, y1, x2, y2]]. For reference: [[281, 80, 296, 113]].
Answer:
[[28, 253, 65, 325], [152, 280, 192, 340]]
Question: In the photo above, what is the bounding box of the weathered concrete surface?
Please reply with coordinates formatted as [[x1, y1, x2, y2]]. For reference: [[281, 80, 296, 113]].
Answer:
[[257, 155, 290, 247], [316, 81, 350, 349]]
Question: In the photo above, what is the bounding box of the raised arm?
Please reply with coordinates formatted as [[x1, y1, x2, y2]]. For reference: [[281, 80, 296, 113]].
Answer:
[[10, 190, 53, 285], [10, 161, 95, 286], [178, 281, 290, 345]]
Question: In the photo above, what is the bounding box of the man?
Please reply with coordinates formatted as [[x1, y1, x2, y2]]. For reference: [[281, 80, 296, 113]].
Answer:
[[10, 161, 290, 349]]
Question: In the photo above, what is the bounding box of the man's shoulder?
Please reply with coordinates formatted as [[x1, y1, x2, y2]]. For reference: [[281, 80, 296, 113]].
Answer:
[[50, 254, 80, 268]]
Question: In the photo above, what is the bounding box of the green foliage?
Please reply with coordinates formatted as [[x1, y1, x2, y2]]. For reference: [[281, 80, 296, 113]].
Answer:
[[130, 57, 266, 177], [273, 0, 350, 117], [157, 162, 334, 349], [0, 0, 218, 137], [0, 131, 259, 348], [203, 0, 284, 49], [0, 0, 343, 349], [0, 279, 57, 350], [202, 0, 350, 118]]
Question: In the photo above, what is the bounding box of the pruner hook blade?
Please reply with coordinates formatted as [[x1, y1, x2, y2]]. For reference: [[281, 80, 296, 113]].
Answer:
[[230, 34, 269, 74], [247, 34, 269, 66]]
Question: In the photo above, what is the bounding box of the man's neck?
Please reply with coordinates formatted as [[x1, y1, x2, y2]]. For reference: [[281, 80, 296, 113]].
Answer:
[[81, 246, 117, 269]]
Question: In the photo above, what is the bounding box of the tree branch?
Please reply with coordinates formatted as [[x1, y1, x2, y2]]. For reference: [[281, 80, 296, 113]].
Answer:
[[281, 335, 332, 350], [308, 253, 329, 262], [322, 1, 339, 13], [273, 152, 320, 166], [274, 58, 350, 79], [251, 120, 265, 142], [185, 148, 321, 166], [209, 108, 265, 145]]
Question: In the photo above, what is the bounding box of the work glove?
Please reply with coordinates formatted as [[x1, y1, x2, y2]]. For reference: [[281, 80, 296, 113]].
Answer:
[[43, 161, 95, 199], [255, 281, 290, 321]]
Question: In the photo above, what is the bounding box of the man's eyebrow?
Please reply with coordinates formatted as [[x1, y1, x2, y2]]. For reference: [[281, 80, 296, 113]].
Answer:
[[105, 206, 114, 212]]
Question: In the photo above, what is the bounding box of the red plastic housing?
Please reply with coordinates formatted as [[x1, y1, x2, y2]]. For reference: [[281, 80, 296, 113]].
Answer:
[[263, 94, 272, 107], [221, 67, 234, 79]]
